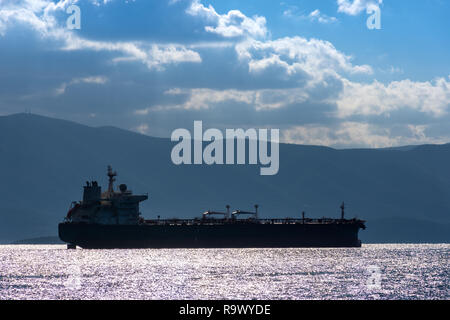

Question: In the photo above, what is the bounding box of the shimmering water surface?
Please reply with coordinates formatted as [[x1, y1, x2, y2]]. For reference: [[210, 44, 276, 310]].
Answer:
[[0, 244, 448, 300]]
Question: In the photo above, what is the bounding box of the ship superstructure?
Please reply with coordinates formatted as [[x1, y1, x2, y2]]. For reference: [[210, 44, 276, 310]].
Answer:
[[66, 166, 147, 225]]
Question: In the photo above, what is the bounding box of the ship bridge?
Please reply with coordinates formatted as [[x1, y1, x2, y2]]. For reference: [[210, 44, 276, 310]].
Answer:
[[66, 166, 148, 225]]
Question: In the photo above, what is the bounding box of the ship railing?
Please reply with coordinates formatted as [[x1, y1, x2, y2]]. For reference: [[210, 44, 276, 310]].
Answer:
[[142, 217, 360, 226]]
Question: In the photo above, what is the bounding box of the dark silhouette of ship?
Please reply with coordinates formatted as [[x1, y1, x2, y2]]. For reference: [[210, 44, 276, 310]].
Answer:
[[58, 166, 366, 249]]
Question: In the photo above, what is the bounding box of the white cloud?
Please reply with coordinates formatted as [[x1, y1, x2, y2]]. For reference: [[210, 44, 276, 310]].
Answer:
[[134, 75, 450, 148], [0, 0, 63, 36], [135, 86, 309, 113], [336, 77, 450, 118], [282, 6, 337, 24], [91, 0, 113, 6], [282, 122, 448, 148], [66, 37, 202, 70], [187, 41, 234, 49], [337, 0, 382, 16], [140, 75, 450, 120], [134, 123, 149, 134], [187, 0, 267, 38], [79, 76, 109, 84], [378, 66, 404, 75], [2, 0, 449, 149], [55, 76, 109, 95], [0, 0, 201, 70], [308, 10, 338, 24], [235, 36, 373, 83]]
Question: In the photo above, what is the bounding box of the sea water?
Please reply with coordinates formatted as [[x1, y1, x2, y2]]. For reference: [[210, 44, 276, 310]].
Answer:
[[0, 244, 448, 300]]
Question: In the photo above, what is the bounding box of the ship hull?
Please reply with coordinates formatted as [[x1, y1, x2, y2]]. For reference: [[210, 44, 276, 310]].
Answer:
[[58, 223, 363, 248]]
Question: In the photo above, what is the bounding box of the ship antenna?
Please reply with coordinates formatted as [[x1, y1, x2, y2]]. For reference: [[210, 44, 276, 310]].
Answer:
[[107, 165, 117, 195], [340, 202, 345, 220]]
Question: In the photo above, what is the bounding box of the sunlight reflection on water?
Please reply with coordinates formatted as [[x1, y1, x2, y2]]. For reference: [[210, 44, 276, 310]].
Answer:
[[0, 244, 448, 300]]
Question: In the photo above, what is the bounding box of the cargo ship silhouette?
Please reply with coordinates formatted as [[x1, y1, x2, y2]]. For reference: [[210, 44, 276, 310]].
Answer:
[[58, 166, 366, 249]]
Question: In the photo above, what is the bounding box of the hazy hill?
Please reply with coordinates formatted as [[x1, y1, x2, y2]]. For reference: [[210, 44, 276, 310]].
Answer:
[[11, 236, 63, 245], [0, 113, 449, 243]]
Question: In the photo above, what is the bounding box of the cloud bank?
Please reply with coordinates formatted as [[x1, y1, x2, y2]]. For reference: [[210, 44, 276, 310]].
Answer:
[[0, 0, 449, 149]]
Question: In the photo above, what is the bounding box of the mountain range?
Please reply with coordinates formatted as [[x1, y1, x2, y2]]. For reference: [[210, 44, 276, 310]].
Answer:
[[0, 113, 449, 243]]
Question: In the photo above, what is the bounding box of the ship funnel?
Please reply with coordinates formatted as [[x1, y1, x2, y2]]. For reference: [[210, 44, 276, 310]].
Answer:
[[226, 205, 230, 219], [83, 181, 101, 202]]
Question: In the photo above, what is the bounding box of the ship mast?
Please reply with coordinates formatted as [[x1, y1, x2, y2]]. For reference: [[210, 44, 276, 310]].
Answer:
[[340, 202, 345, 220], [107, 165, 117, 196]]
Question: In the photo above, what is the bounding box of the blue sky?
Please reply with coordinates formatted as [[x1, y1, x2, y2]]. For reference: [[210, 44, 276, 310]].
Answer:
[[0, 0, 449, 148]]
